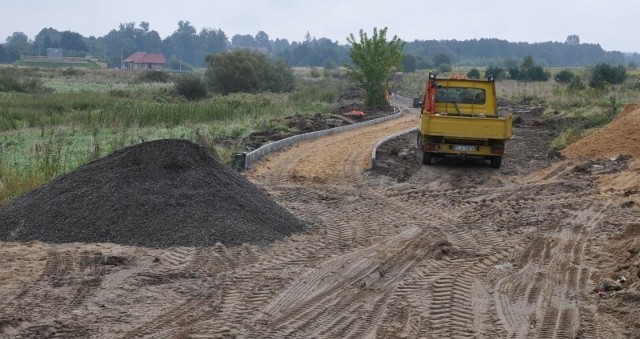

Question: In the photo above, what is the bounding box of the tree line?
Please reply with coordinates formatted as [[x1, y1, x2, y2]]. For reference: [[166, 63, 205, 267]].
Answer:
[[1, 21, 638, 69]]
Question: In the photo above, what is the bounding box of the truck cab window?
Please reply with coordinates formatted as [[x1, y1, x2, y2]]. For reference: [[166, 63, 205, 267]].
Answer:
[[435, 87, 485, 105]]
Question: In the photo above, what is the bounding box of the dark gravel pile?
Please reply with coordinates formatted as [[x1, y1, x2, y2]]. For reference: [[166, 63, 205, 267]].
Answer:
[[0, 139, 306, 247]]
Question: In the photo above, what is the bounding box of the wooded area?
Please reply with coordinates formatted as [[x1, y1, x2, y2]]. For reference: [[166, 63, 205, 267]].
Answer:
[[1, 21, 639, 69]]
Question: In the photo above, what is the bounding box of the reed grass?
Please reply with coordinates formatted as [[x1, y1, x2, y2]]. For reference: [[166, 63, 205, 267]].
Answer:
[[0, 68, 344, 205]]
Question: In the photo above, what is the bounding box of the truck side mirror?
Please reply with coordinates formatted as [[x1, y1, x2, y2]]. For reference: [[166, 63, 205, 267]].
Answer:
[[412, 98, 423, 108]]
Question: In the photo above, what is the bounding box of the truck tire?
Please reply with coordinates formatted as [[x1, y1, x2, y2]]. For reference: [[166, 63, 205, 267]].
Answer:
[[490, 156, 502, 169], [421, 152, 433, 165]]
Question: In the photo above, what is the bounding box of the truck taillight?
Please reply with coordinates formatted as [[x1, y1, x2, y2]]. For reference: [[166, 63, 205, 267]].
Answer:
[[426, 143, 440, 151], [491, 145, 504, 154]]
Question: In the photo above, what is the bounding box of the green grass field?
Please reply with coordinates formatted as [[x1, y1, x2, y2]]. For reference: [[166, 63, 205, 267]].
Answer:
[[0, 67, 345, 204]]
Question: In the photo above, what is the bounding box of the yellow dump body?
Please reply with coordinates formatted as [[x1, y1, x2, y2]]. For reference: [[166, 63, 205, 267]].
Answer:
[[422, 114, 513, 140], [417, 74, 512, 168]]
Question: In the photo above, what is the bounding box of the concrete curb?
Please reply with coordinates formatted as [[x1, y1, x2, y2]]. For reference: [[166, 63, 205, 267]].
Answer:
[[243, 106, 403, 170], [370, 127, 419, 170]]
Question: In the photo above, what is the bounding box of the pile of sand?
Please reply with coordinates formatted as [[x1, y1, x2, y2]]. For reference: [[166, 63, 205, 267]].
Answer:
[[562, 104, 640, 159], [0, 139, 306, 247]]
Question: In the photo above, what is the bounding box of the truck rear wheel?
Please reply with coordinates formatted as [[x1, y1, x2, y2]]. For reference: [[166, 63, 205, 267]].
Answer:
[[421, 152, 433, 165], [490, 156, 502, 168]]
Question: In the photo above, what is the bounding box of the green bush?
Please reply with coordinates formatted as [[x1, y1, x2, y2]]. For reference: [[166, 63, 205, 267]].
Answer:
[[205, 50, 295, 94], [485, 65, 505, 80], [61, 67, 84, 77], [507, 67, 520, 80], [175, 75, 208, 100], [517, 56, 550, 82], [567, 76, 585, 91], [310, 67, 321, 78], [167, 58, 193, 71], [466, 68, 480, 79], [0, 74, 49, 93], [520, 65, 550, 82], [139, 70, 169, 83], [554, 69, 575, 83], [436, 63, 452, 74], [589, 63, 627, 89]]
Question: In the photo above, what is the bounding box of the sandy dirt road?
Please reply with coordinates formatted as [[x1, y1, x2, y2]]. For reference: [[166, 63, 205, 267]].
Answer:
[[1, 100, 639, 338]]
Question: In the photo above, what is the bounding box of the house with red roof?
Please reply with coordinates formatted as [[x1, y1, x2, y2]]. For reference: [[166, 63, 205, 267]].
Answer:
[[122, 52, 166, 71]]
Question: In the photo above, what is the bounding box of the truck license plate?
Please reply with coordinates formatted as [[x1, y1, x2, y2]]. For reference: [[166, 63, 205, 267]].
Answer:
[[451, 145, 477, 152]]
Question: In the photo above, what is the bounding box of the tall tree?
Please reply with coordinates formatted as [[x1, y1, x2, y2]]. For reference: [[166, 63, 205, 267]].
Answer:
[[60, 31, 87, 53], [4, 32, 30, 62], [565, 35, 580, 45], [231, 34, 255, 48], [140, 21, 150, 33], [163, 20, 199, 66], [199, 28, 227, 54], [0, 44, 7, 63], [255, 31, 270, 50], [346, 27, 404, 107], [402, 54, 416, 73]]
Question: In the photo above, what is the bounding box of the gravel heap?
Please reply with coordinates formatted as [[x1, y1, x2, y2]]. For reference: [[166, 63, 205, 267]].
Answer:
[[0, 139, 306, 247]]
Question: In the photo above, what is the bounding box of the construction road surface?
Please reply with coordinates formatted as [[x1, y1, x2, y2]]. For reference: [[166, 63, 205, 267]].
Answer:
[[1, 100, 639, 338]]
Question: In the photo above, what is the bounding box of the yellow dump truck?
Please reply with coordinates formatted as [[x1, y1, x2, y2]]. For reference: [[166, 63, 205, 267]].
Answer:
[[414, 73, 512, 168]]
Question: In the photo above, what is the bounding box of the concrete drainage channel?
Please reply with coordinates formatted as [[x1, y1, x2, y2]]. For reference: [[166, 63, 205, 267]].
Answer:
[[237, 106, 405, 171]]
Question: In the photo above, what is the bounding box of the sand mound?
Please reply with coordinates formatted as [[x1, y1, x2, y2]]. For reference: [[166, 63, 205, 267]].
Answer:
[[562, 104, 640, 159], [0, 139, 306, 247]]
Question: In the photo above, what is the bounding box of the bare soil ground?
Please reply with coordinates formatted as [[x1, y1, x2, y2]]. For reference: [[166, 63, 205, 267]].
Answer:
[[0, 99, 639, 338]]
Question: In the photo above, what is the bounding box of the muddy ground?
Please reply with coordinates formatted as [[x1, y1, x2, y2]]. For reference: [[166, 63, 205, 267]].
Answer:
[[242, 85, 393, 151], [0, 99, 639, 338]]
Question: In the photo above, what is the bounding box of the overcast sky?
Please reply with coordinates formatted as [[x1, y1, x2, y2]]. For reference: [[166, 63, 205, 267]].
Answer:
[[3, 0, 639, 53]]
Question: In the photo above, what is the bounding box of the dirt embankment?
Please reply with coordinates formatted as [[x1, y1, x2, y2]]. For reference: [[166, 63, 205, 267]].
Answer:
[[562, 103, 640, 159]]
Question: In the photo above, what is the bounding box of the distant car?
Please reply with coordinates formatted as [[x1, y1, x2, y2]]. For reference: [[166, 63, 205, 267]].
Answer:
[[412, 98, 422, 108]]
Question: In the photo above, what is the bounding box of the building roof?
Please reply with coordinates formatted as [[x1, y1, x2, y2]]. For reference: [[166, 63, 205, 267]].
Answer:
[[123, 52, 166, 64]]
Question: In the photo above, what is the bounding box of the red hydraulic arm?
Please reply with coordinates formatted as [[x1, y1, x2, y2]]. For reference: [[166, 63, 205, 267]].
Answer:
[[422, 72, 437, 115]]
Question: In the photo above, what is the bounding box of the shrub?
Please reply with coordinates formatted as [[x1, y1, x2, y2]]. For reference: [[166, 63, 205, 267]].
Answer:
[[310, 67, 321, 78], [139, 70, 169, 83], [175, 75, 208, 100], [589, 63, 627, 89], [567, 76, 585, 91], [554, 69, 575, 83], [507, 67, 520, 80], [0, 74, 49, 93], [485, 65, 505, 80], [205, 50, 295, 94], [466, 68, 481, 79], [167, 58, 193, 71], [62, 67, 83, 77], [520, 65, 550, 82], [517, 56, 550, 82], [437, 63, 452, 74]]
